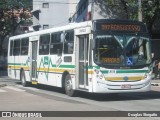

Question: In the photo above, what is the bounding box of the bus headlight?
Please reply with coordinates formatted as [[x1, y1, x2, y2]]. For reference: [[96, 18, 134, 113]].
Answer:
[[94, 68, 104, 80], [144, 74, 148, 78], [144, 69, 152, 79], [94, 69, 99, 74], [99, 74, 104, 79]]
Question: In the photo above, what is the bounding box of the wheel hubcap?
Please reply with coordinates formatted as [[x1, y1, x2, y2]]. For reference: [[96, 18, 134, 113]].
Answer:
[[66, 79, 72, 91], [21, 74, 25, 84]]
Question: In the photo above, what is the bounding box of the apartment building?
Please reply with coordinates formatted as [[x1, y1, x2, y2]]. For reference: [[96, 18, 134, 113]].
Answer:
[[32, 0, 77, 31]]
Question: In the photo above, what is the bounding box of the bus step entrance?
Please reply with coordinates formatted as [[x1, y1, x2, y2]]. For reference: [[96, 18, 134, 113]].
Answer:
[[31, 81, 38, 85]]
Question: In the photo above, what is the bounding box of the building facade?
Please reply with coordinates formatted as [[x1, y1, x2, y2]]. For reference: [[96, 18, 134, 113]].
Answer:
[[32, 0, 77, 31], [71, 0, 129, 23]]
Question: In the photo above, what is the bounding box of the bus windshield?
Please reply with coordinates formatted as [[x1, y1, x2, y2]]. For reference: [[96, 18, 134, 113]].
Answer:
[[94, 34, 152, 68]]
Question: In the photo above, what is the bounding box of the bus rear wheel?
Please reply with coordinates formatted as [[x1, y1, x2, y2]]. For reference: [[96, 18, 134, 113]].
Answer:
[[20, 70, 28, 87], [64, 74, 76, 97]]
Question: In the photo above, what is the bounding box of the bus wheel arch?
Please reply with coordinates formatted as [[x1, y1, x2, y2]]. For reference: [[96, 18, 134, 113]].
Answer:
[[20, 68, 28, 87], [62, 71, 69, 88], [62, 71, 76, 97]]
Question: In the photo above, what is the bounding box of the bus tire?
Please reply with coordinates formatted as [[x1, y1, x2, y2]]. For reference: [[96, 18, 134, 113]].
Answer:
[[20, 70, 28, 87], [65, 74, 76, 97]]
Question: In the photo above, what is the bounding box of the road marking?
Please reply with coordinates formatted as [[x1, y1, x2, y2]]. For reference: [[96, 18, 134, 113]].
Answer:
[[4, 86, 25, 92], [0, 89, 7, 92]]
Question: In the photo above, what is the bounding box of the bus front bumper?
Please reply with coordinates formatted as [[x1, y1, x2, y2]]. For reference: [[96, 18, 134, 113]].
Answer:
[[93, 78, 151, 93]]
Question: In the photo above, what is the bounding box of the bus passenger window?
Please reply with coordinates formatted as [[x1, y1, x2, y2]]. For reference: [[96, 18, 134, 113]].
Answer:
[[39, 34, 50, 55], [13, 39, 20, 56], [50, 32, 63, 54], [9, 40, 14, 56], [21, 38, 29, 55], [64, 30, 74, 54]]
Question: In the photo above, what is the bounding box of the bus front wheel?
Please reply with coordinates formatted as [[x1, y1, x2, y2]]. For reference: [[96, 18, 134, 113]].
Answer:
[[20, 70, 28, 87], [65, 74, 76, 97]]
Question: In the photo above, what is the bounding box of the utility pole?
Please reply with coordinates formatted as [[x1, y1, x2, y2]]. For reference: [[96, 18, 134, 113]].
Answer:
[[91, 0, 94, 21], [138, 0, 143, 21]]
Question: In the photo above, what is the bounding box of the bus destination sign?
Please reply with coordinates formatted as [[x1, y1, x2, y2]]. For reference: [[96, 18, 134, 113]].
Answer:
[[94, 20, 147, 33], [101, 24, 140, 32]]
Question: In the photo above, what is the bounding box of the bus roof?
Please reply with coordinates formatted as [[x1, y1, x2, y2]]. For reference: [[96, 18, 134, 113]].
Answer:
[[9, 21, 92, 40], [10, 19, 148, 40]]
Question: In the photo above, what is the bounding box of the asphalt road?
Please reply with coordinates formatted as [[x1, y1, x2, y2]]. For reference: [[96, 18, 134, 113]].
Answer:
[[0, 70, 160, 120]]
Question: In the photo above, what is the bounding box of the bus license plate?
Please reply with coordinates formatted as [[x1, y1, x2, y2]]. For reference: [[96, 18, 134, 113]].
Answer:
[[121, 84, 131, 89]]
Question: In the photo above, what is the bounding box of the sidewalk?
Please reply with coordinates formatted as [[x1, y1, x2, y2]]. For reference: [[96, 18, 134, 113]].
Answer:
[[151, 73, 160, 86], [151, 79, 160, 86]]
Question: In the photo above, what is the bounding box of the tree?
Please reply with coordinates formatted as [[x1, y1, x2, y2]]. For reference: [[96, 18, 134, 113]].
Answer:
[[102, 0, 138, 20], [142, 0, 160, 34], [0, 0, 32, 56], [104, 0, 160, 34]]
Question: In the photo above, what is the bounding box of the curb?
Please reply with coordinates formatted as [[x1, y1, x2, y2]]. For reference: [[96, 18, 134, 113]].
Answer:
[[151, 83, 160, 86], [0, 84, 7, 88]]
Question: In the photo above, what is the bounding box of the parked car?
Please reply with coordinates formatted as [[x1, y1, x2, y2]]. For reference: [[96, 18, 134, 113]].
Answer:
[[0, 59, 7, 70]]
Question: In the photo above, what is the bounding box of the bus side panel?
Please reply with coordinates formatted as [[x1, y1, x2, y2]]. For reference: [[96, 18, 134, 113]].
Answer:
[[48, 56, 57, 87], [8, 56, 15, 79], [21, 56, 30, 82], [36, 55, 49, 85]]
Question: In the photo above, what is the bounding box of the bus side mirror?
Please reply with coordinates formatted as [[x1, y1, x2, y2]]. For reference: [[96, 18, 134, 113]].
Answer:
[[91, 39, 95, 50]]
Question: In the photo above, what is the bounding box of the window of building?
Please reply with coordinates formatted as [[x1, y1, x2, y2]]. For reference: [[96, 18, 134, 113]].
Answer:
[[39, 34, 50, 55], [13, 39, 20, 56], [42, 3, 49, 8], [50, 32, 63, 55], [43, 25, 49, 29], [21, 38, 29, 55], [64, 30, 74, 54]]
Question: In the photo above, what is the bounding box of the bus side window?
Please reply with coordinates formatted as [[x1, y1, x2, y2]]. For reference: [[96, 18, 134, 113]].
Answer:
[[50, 32, 63, 55], [39, 34, 50, 55], [64, 30, 74, 54], [21, 38, 29, 55], [9, 40, 14, 56], [13, 39, 20, 56]]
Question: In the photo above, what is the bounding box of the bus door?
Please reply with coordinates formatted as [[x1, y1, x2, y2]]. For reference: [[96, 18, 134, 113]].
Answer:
[[29, 36, 38, 83], [76, 35, 89, 89]]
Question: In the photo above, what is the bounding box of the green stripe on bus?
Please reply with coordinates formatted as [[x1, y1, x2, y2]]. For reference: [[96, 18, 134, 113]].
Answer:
[[8, 63, 22, 66], [59, 65, 75, 68], [101, 70, 109, 74]]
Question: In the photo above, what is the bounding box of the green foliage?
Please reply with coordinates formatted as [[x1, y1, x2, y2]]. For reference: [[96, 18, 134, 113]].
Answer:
[[142, 0, 160, 32], [102, 0, 138, 20], [103, 0, 160, 33], [0, 0, 32, 55]]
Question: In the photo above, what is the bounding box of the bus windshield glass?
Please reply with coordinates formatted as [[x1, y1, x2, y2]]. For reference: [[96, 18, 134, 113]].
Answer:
[[94, 34, 152, 68]]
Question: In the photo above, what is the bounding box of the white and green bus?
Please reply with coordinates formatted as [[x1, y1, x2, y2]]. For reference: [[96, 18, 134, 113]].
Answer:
[[8, 19, 152, 96]]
